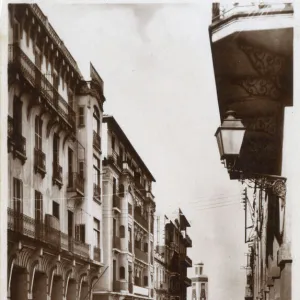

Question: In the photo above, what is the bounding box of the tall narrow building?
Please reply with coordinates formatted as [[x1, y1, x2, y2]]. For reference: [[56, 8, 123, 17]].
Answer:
[[93, 115, 156, 300], [191, 263, 208, 300], [7, 3, 105, 300]]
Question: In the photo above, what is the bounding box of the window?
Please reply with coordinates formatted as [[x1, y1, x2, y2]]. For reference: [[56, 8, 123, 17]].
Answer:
[[13, 20, 20, 43], [53, 201, 59, 220], [35, 191, 43, 222], [144, 242, 148, 253], [35, 116, 43, 150], [93, 156, 100, 188], [119, 184, 125, 197], [112, 135, 115, 151], [120, 225, 125, 238], [13, 178, 23, 213], [53, 134, 59, 164], [13, 96, 22, 136], [113, 177, 117, 195], [75, 224, 86, 243], [78, 106, 85, 127], [128, 227, 132, 243], [120, 266, 125, 280], [94, 218, 100, 248], [93, 106, 100, 134], [79, 161, 85, 179], [68, 148, 73, 187], [144, 276, 148, 287], [128, 203, 132, 215]]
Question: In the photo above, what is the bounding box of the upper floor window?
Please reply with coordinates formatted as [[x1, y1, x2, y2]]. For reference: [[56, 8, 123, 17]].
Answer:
[[13, 178, 23, 213], [93, 156, 100, 187], [53, 201, 59, 220], [78, 106, 85, 127], [35, 116, 43, 150], [53, 134, 59, 164], [93, 106, 100, 135], [94, 218, 100, 248], [35, 190, 43, 222], [13, 20, 20, 43], [120, 266, 125, 280], [13, 96, 22, 136], [112, 135, 115, 151]]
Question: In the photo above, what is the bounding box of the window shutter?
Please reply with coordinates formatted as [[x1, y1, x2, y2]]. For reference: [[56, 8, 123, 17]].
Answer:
[[75, 225, 80, 241], [78, 107, 85, 127], [80, 224, 85, 243]]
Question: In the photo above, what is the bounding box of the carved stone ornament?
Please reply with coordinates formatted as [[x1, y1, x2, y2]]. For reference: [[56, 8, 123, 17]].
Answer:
[[239, 43, 286, 77], [242, 117, 277, 136], [233, 76, 282, 100]]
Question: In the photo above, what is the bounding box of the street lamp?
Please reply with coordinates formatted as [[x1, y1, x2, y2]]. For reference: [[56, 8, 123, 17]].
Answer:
[[215, 110, 246, 173], [215, 110, 286, 202]]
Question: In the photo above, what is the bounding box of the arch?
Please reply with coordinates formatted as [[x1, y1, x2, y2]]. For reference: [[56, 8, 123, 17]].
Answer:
[[29, 259, 39, 294], [7, 256, 16, 290], [64, 269, 73, 297], [47, 265, 57, 296]]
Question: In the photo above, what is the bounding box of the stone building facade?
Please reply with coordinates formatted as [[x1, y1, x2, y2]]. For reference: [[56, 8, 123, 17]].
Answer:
[[93, 115, 156, 300], [7, 4, 105, 300]]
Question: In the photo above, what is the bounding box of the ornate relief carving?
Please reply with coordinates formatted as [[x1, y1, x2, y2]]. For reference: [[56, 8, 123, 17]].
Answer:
[[233, 76, 282, 100], [242, 116, 277, 136], [239, 43, 285, 76]]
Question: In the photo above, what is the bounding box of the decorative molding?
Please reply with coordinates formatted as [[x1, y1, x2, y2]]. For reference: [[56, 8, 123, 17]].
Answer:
[[233, 76, 282, 100]]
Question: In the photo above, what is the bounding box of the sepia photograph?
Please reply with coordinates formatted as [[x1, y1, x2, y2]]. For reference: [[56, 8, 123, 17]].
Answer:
[[1, 1, 297, 300]]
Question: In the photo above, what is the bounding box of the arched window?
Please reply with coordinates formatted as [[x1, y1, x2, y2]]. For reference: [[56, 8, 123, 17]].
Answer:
[[93, 106, 100, 134], [120, 266, 125, 279], [120, 225, 125, 238]]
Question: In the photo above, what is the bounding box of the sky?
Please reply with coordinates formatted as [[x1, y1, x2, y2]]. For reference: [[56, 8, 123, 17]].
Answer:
[[38, 2, 248, 299]]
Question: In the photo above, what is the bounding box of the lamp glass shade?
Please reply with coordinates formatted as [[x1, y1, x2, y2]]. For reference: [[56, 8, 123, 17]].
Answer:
[[215, 111, 246, 159]]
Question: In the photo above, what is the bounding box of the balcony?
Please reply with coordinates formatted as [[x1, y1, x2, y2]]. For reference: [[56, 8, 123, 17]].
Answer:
[[7, 116, 15, 152], [68, 172, 84, 196], [134, 212, 148, 229], [184, 277, 192, 286], [133, 285, 149, 297], [108, 151, 122, 170], [8, 44, 75, 130], [113, 236, 121, 250], [94, 246, 101, 262], [184, 234, 192, 247], [34, 148, 46, 177], [122, 161, 135, 177], [93, 131, 101, 152], [52, 162, 63, 189], [93, 183, 101, 202], [8, 208, 90, 259], [135, 247, 148, 263], [113, 280, 127, 292], [113, 195, 121, 211]]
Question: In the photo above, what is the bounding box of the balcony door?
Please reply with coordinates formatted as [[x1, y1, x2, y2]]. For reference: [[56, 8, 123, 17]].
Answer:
[[113, 260, 116, 284], [68, 148, 73, 187], [13, 178, 23, 232], [35, 191, 43, 239]]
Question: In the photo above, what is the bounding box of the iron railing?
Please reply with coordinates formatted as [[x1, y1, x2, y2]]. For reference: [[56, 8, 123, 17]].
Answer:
[[7, 116, 14, 138], [134, 212, 148, 229], [108, 151, 122, 169], [34, 148, 46, 174], [113, 195, 121, 210], [8, 44, 75, 129], [7, 208, 90, 258], [93, 130, 101, 152], [68, 172, 84, 195], [135, 247, 148, 263], [113, 280, 127, 292]]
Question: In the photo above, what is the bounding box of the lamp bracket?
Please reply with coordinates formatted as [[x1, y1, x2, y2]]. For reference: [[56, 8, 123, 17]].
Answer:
[[240, 173, 286, 202]]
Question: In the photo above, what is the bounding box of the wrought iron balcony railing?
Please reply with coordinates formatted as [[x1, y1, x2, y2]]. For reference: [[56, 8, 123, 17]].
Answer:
[[113, 195, 121, 210], [7, 116, 14, 139], [184, 234, 192, 247], [113, 236, 121, 250], [108, 151, 122, 169], [113, 280, 127, 292], [8, 208, 90, 258], [8, 44, 75, 129], [134, 212, 148, 229], [68, 172, 84, 195], [93, 131, 101, 152], [93, 183, 101, 202], [184, 277, 192, 286], [34, 148, 46, 177], [53, 162, 63, 188], [135, 247, 148, 263]]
